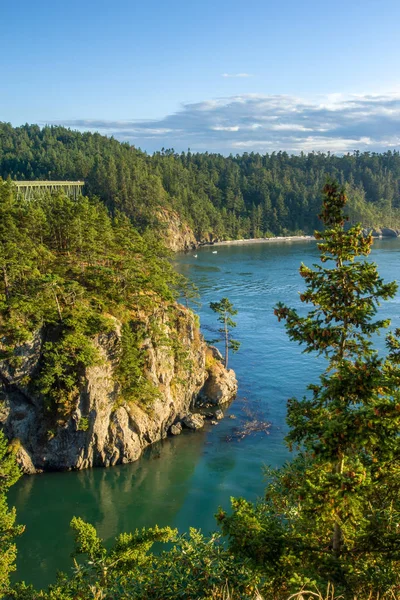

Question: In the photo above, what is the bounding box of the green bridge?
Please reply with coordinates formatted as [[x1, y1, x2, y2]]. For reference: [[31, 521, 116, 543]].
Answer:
[[14, 180, 84, 200]]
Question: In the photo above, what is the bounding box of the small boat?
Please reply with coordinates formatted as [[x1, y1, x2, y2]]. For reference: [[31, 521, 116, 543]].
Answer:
[[212, 250, 217, 254], [193, 254, 198, 258]]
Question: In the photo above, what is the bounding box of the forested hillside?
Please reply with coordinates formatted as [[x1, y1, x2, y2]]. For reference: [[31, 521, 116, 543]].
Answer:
[[0, 179, 185, 421], [1, 122, 400, 240], [2, 181, 400, 600]]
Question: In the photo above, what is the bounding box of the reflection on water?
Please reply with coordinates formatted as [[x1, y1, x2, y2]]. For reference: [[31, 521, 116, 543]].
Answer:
[[10, 431, 208, 587], [10, 238, 400, 588]]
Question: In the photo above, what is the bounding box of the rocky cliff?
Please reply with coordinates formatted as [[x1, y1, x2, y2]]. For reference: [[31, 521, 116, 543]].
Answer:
[[0, 307, 237, 474], [157, 208, 220, 252]]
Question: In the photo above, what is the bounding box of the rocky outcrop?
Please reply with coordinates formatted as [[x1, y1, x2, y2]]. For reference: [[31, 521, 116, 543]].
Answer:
[[380, 227, 400, 237], [157, 209, 197, 252], [0, 310, 237, 473], [157, 209, 221, 252], [198, 347, 238, 406], [170, 422, 182, 435]]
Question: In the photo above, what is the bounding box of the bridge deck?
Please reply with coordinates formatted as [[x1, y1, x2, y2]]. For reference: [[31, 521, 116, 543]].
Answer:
[[14, 180, 84, 199]]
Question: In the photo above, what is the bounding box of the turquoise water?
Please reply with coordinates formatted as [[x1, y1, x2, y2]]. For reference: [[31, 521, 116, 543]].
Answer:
[[9, 238, 400, 589]]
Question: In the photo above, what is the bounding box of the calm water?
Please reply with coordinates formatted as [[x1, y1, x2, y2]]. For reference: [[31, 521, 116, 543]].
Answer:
[[9, 239, 400, 588]]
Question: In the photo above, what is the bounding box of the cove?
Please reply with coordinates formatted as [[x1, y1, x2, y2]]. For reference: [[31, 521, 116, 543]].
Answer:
[[9, 238, 400, 589]]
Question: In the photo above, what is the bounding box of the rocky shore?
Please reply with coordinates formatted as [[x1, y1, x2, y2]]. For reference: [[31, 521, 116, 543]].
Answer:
[[0, 310, 237, 474]]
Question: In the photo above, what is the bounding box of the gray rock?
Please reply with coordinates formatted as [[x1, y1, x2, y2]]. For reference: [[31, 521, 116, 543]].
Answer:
[[199, 347, 238, 406], [381, 227, 399, 237], [182, 413, 205, 430], [0, 306, 214, 472], [371, 228, 382, 237], [170, 422, 182, 436], [366, 227, 399, 238], [15, 445, 37, 475]]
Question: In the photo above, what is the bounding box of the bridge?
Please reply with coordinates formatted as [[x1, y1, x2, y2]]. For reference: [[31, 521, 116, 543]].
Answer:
[[14, 180, 84, 200]]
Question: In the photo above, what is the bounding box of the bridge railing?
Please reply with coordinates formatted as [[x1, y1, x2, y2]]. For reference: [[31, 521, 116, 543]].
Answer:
[[14, 181, 84, 200]]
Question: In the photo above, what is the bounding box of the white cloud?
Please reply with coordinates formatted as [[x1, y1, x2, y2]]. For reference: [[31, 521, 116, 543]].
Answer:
[[221, 73, 252, 78], [53, 91, 400, 155], [212, 125, 240, 131]]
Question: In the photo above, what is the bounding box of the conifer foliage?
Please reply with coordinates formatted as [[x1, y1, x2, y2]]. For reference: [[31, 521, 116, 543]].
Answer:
[[209, 297, 240, 369], [219, 181, 400, 596], [0, 179, 184, 421], [274, 180, 400, 561], [0, 431, 23, 596]]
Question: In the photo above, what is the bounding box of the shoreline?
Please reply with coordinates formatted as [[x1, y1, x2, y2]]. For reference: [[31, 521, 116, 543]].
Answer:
[[199, 232, 400, 249], [203, 235, 315, 247]]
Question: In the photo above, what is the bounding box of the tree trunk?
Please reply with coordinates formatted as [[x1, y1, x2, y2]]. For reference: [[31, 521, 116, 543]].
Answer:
[[2, 266, 10, 302], [332, 457, 344, 555], [52, 288, 63, 322], [224, 315, 229, 369]]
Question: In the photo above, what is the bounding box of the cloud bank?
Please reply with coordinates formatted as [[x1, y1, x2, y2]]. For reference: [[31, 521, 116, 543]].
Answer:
[[56, 93, 400, 155]]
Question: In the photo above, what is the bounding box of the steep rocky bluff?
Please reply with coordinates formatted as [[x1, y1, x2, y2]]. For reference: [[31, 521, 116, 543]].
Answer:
[[0, 308, 237, 474], [157, 208, 219, 251]]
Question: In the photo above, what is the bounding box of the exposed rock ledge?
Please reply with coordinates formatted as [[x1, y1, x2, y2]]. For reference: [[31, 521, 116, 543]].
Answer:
[[157, 208, 220, 252], [0, 309, 237, 474], [198, 347, 238, 406]]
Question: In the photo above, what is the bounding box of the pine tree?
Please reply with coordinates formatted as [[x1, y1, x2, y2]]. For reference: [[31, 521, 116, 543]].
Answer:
[[0, 431, 24, 595], [219, 182, 400, 596], [209, 298, 240, 369], [273, 181, 400, 582]]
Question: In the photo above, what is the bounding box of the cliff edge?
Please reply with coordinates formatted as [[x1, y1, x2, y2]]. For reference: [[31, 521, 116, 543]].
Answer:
[[0, 307, 237, 474]]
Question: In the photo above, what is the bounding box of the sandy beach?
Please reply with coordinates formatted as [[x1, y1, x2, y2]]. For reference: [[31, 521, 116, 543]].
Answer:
[[207, 235, 315, 247]]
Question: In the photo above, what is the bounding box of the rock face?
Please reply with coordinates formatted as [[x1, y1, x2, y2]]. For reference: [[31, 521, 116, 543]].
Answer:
[[380, 227, 399, 237], [157, 209, 221, 252], [0, 311, 237, 473], [157, 209, 197, 252], [199, 347, 238, 406]]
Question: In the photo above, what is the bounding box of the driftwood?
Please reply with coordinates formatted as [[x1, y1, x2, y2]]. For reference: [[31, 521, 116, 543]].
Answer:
[[225, 398, 271, 442]]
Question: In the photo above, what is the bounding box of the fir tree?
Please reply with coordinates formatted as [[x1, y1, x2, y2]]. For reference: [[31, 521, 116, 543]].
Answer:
[[209, 297, 240, 369], [274, 180, 399, 559], [0, 431, 23, 595], [219, 182, 400, 596]]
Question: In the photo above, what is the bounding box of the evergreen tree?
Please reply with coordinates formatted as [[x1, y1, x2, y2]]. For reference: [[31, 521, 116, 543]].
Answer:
[[0, 431, 23, 595], [219, 181, 400, 596], [209, 298, 240, 369], [274, 180, 399, 559]]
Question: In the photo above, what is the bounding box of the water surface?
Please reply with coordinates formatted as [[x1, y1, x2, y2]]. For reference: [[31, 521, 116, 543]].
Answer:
[[9, 238, 400, 588]]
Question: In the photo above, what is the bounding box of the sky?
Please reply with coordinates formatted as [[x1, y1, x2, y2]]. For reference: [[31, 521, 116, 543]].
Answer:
[[1, 0, 400, 155]]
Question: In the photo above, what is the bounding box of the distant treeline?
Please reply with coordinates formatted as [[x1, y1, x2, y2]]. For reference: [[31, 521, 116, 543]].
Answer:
[[1, 122, 400, 238]]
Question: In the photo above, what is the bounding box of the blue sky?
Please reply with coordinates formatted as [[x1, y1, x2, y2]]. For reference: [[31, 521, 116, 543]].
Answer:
[[1, 0, 400, 154]]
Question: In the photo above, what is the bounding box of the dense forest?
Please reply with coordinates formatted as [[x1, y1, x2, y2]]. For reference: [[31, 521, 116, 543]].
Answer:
[[1, 122, 400, 239], [0, 179, 192, 426], [1, 183, 400, 599]]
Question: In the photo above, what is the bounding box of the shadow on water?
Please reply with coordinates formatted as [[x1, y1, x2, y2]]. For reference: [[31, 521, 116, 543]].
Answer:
[[10, 430, 207, 588]]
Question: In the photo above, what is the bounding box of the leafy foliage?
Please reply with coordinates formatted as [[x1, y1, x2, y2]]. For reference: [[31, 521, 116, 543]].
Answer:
[[10, 519, 258, 600], [115, 321, 161, 409]]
